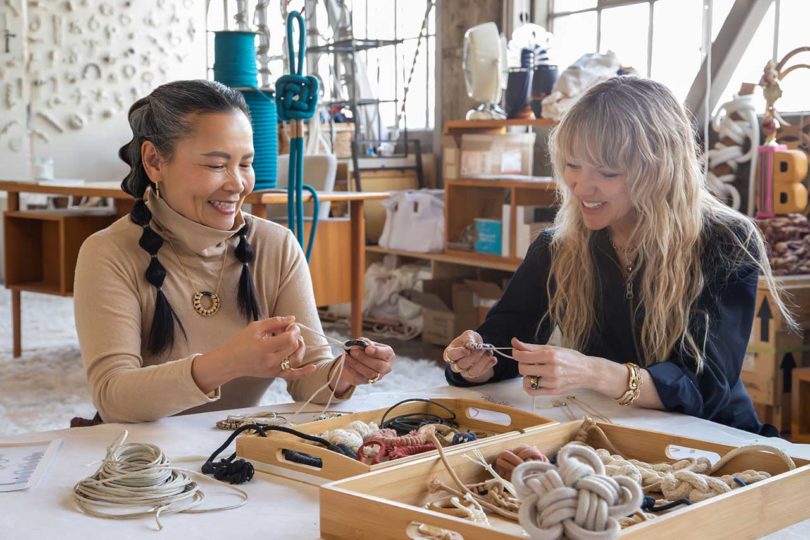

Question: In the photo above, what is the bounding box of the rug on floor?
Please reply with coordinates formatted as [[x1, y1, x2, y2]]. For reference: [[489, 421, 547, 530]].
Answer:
[[0, 290, 446, 436]]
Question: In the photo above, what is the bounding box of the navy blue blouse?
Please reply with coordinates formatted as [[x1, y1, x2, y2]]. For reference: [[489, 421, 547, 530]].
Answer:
[[446, 224, 776, 436]]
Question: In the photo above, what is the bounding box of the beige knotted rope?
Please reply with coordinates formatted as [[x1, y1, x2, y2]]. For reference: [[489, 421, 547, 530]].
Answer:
[[512, 444, 643, 540]]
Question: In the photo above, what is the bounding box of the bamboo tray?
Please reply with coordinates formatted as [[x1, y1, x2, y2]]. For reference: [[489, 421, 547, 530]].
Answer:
[[320, 420, 810, 539], [236, 398, 555, 485]]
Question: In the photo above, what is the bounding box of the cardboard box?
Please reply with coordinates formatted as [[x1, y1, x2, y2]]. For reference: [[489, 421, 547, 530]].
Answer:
[[742, 330, 809, 433], [442, 135, 459, 180], [404, 278, 509, 345], [459, 132, 536, 177], [464, 279, 508, 326], [403, 279, 477, 346]]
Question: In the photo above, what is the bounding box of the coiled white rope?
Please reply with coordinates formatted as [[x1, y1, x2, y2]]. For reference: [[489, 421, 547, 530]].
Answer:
[[512, 444, 642, 540], [73, 431, 247, 531], [707, 93, 760, 214]]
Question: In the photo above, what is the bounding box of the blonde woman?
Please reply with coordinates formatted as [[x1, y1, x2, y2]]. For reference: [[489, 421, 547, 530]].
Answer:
[[443, 77, 792, 436]]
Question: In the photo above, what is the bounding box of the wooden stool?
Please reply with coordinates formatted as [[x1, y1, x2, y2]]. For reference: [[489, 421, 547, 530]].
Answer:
[[792, 367, 810, 443]]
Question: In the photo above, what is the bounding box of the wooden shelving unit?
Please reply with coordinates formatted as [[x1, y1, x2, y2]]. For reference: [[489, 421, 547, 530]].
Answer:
[[367, 119, 559, 277], [366, 245, 520, 272], [4, 209, 118, 296], [444, 118, 556, 131], [444, 176, 556, 262]]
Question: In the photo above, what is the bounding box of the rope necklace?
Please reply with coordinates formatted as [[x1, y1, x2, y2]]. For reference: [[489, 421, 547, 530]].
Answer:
[[164, 236, 229, 317], [73, 430, 247, 531]]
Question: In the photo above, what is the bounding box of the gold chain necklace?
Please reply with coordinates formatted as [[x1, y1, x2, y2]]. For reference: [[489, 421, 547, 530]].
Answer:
[[609, 237, 635, 276], [164, 237, 229, 317]]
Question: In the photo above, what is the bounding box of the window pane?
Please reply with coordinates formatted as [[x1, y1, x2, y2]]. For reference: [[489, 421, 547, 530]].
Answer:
[[712, 0, 735, 40], [651, 0, 702, 102], [400, 38, 428, 129], [348, 0, 366, 39], [774, 0, 810, 113], [551, 12, 597, 70], [365, 46, 397, 101], [365, 0, 395, 39], [713, 3, 774, 114], [600, 2, 649, 73], [397, 0, 429, 38], [553, 0, 597, 12]]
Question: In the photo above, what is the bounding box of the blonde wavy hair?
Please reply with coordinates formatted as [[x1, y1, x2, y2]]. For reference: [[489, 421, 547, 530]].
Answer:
[[546, 76, 794, 370]]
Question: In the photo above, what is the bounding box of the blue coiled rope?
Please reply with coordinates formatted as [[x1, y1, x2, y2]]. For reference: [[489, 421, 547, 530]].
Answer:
[[213, 31, 278, 190], [276, 11, 320, 261]]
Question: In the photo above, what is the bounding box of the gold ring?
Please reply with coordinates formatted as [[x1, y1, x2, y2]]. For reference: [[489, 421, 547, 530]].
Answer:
[[443, 351, 455, 365], [280, 357, 291, 371], [368, 374, 380, 384], [528, 375, 541, 390]]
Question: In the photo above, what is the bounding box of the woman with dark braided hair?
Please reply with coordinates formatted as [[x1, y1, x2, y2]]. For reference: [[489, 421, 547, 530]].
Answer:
[[74, 80, 395, 423]]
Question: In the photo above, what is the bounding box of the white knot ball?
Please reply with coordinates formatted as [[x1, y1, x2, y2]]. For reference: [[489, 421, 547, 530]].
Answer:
[[347, 420, 379, 441], [321, 429, 363, 452], [512, 444, 642, 540]]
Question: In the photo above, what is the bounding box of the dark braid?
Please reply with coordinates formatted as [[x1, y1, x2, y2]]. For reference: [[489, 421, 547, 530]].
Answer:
[[235, 222, 261, 321], [130, 199, 187, 355], [118, 80, 254, 354]]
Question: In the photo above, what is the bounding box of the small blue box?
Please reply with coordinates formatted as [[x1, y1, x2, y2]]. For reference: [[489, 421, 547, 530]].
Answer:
[[474, 218, 502, 255]]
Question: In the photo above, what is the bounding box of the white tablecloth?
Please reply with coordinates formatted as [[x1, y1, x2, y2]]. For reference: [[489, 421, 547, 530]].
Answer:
[[2, 380, 809, 539]]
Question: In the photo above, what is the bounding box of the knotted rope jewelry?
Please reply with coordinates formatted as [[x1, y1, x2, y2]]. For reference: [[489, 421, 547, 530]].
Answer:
[[165, 236, 229, 317], [512, 444, 643, 540]]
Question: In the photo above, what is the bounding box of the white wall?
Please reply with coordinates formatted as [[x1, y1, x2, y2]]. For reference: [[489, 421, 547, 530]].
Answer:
[[0, 0, 207, 182]]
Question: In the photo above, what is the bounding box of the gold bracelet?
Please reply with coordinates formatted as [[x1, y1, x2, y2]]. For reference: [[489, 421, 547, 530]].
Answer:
[[616, 362, 643, 406]]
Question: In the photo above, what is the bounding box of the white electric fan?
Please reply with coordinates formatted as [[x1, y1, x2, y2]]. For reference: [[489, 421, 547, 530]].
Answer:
[[463, 22, 507, 120]]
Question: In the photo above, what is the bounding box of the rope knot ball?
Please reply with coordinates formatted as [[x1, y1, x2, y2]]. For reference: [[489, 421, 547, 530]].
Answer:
[[275, 74, 319, 121], [512, 444, 642, 540]]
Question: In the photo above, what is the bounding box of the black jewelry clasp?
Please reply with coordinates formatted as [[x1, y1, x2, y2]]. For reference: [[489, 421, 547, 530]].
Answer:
[[344, 339, 367, 351]]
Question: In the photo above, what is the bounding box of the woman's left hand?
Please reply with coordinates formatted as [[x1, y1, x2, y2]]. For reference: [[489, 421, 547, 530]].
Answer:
[[512, 338, 598, 395], [336, 338, 395, 389]]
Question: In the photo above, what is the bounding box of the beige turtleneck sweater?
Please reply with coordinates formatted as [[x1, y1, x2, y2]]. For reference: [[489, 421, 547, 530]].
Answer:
[[74, 191, 348, 423]]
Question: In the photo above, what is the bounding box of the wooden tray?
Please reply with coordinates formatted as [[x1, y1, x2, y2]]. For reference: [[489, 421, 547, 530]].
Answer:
[[320, 420, 810, 539], [236, 398, 555, 485]]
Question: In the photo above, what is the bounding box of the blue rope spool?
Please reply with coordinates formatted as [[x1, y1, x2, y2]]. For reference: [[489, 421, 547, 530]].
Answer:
[[242, 90, 278, 190], [213, 31, 278, 189]]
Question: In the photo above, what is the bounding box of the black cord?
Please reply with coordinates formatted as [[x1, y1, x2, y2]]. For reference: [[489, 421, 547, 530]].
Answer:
[[201, 423, 355, 484], [379, 398, 458, 435], [641, 495, 692, 512]]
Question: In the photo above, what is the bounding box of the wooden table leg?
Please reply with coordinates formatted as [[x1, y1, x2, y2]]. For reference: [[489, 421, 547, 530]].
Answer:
[[12, 289, 21, 358], [349, 200, 365, 338], [8, 192, 21, 357]]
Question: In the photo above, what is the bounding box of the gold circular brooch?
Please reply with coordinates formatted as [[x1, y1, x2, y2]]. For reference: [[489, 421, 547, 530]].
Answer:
[[193, 291, 221, 317]]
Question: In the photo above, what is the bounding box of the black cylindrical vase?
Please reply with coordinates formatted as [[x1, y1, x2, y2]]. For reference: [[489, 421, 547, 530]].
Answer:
[[505, 68, 534, 119], [530, 64, 559, 118]]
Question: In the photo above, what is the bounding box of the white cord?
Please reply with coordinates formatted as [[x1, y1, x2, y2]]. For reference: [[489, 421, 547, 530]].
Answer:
[[465, 341, 517, 360], [73, 431, 247, 531], [288, 322, 352, 420], [707, 93, 759, 213]]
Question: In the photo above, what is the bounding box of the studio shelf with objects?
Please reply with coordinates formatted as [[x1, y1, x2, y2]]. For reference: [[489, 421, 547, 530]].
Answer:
[[361, 118, 560, 348]]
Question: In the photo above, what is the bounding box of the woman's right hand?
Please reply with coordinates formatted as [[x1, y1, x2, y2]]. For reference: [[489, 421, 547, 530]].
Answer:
[[443, 330, 497, 383], [230, 315, 316, 380], [192, 316, 317, 394]]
